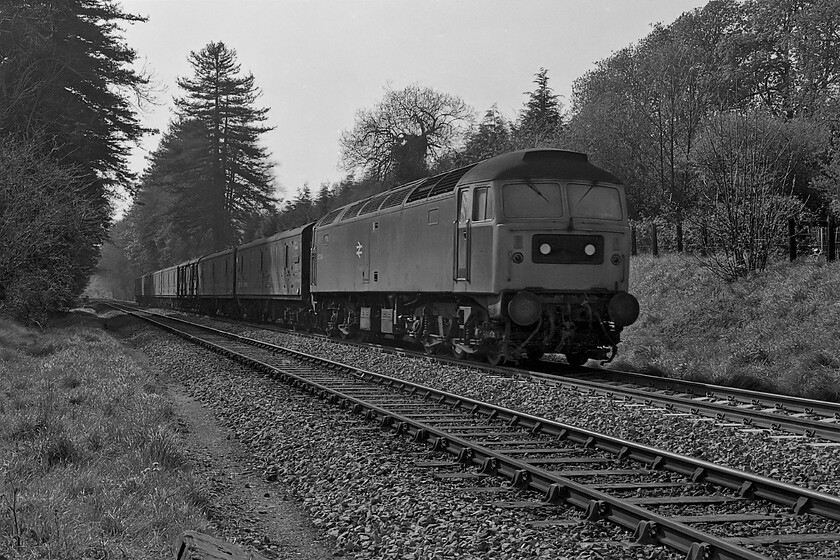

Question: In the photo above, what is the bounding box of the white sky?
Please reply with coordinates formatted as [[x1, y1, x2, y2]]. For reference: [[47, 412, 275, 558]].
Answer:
[[118, 0, 709, 208]]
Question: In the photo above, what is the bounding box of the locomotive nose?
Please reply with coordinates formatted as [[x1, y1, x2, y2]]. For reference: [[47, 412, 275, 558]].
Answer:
[[608, 291, 640, 327]]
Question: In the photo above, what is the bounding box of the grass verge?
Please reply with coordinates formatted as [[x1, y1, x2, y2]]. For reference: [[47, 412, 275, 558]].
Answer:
[[617, 254, 840, 401], [0, 309, 208, 559]]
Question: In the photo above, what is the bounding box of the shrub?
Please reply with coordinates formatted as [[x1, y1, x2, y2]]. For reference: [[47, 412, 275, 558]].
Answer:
[[0, 135, 106, 326]]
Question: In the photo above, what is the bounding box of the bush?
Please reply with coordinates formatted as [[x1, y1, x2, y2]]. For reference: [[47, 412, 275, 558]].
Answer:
[[0, 135, 105, 325]]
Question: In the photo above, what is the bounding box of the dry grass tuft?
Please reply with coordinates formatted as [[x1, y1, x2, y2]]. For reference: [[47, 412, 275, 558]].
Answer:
[[618, 254, 840, 401]]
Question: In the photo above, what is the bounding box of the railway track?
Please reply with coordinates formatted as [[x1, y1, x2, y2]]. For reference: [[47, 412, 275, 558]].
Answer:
[[127, 302, 840, 445], [110, 303, 840, 560], [528, 366, 840, 444]]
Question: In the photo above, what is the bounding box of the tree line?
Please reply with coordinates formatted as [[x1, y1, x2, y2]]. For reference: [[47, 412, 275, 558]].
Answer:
[[108, 63, 567, 297], [5, 0, 840, 323], [565, 0, 840, 279], [119, 1, 840, 289]]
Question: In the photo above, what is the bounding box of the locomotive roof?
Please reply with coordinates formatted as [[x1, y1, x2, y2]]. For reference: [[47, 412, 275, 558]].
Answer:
[[315, 148, 622, 228], [460, 149, 623, 185]]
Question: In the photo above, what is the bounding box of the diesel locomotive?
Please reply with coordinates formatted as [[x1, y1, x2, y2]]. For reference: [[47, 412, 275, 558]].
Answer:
[[136, 149, 640, 366]]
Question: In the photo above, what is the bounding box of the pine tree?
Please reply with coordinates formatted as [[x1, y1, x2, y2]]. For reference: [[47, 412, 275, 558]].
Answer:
[[516, 68, 564, 147], [0, 1, 148, 193], [174, 41, 276, 250], [458, 104, 513, 164], [133, 118, 215, 264]]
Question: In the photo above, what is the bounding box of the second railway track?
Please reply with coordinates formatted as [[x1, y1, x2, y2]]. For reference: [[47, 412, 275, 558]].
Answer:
[[111, 303, 840, 560]]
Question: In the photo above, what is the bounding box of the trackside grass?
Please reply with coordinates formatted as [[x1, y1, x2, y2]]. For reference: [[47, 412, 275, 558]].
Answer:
[[616, 254, 840, 401], [0, 310, 208, 559]]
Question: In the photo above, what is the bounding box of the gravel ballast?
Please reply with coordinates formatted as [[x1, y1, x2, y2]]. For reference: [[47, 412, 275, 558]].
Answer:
[[117, 317, 840, 559], [242, 330, 840, 497]]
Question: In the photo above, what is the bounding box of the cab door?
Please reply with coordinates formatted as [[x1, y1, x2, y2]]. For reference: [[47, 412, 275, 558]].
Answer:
[[455, 188, 470, 281]]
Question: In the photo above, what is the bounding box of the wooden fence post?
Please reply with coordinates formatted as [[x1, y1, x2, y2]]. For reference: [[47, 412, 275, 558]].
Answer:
[[676, 222, 683, 253], [788, 218, 797, 261], [650, 223, 659, 257]]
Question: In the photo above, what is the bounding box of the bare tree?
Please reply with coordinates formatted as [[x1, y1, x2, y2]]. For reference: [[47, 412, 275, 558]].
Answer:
[[340, 84, 472, 184], [692, 112, 820, 279]]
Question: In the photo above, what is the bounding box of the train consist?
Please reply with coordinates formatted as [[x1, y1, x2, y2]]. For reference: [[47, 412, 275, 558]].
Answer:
[[136, 149, 639, 366]]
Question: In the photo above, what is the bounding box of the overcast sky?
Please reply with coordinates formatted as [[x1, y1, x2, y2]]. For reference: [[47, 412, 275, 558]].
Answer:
[[118, 0, 709, 208]]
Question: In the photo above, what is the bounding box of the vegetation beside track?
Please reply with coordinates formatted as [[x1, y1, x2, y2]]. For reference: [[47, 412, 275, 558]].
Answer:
[[618, 255, 840, 401], [0, 309, 208, 559]]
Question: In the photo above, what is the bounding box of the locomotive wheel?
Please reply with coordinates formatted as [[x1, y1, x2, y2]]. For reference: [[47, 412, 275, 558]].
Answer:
[[522, 345, 544, 366], [422, 340, 438, 355], [565, 353, 588, 367], [484, 344, 506, 367], [451, 344, 469, 360]]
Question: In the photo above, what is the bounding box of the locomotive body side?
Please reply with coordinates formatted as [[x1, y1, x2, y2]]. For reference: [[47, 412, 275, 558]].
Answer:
[[312, 193, 457, 293]]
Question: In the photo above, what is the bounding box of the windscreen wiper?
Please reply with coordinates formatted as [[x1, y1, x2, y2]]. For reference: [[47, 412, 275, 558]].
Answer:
[[525, 179, 550, 203], [576, 185, 595, 203]]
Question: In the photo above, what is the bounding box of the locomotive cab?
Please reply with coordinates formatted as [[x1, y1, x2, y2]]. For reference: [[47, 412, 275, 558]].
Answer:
[[450, 150, 639, 365]]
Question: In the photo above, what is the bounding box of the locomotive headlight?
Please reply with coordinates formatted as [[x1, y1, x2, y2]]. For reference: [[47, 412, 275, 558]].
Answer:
[[608, 291, 640, 327], [508, 291, 541, 326], [584, 244, 596, 256], [610, 254, 621, 265], [511, 252, 524, 264], [539, 243, 551, 255]]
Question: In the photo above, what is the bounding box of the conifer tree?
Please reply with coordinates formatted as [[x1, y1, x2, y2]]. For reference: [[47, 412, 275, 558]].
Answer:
[[457, 105, 513, 164], [516, 68, 564, 147], [174, 41, 276, 250], [130, 118, 215, 266]]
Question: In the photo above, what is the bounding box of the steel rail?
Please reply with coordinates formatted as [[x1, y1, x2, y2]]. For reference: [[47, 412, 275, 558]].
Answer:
[[557, 367, 840, 423], [113, 301, 840, 442], [532, 374, 840, 442], [113, 304, 840, 560]]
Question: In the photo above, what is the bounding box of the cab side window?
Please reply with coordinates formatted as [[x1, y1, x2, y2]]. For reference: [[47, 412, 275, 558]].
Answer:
[[458, 190, 470, 223], [472, 186, 494, 221]]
